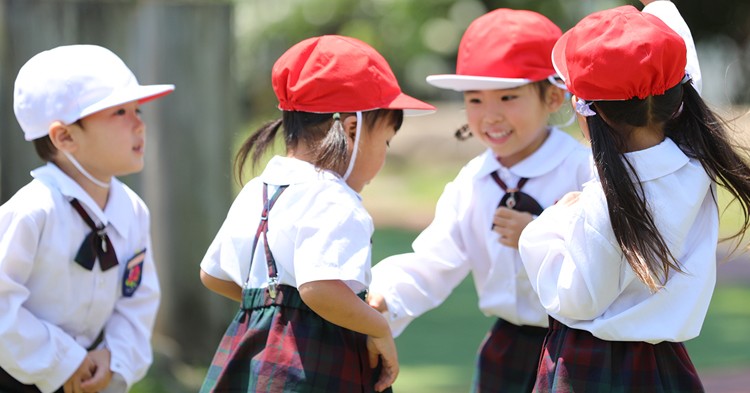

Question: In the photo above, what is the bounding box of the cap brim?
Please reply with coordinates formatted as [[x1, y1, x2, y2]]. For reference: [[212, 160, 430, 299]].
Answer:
[[386, 92, 436, 116], [426, 75, 532, 92], [78, 84, 175, 119], [551, 32, 571, 86]]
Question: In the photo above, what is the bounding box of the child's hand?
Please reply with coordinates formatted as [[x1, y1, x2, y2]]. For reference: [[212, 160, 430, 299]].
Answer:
[[367, 292, 389, 313], [367, 334, 399, 392], [492, 207, 534, 248], [63, 356, 95, 393], [556, 191, 581, 207], [80, 348, 113, 392]]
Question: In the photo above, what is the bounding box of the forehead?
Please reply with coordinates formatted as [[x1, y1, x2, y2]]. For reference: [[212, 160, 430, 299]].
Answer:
[[463, 84, 531, 96]]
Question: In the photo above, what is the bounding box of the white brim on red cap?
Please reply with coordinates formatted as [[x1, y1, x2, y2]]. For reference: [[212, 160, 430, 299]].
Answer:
[[426, 74, 532, 92]]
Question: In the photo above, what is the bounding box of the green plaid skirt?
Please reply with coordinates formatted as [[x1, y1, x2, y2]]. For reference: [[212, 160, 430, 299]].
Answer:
[[201, 284, 392, 393]]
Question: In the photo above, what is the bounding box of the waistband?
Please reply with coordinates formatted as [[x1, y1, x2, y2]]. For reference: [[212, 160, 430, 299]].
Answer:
[[241, 284, 367, 310]]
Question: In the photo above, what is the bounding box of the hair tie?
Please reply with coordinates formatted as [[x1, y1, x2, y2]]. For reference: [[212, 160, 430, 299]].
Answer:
[[575, 98, 597, 117], [332, 112, 341, 121]]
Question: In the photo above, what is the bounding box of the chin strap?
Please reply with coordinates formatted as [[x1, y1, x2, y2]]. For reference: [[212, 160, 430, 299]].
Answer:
[[342, 111, 362, 181], [62, 151, 110, 189]]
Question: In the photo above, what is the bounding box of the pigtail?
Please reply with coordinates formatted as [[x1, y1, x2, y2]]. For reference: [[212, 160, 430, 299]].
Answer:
[[234, 118, 284, 185], [314, 113, 350, 174], [668, 83, 750, 243], [587, 114, 681, 292]]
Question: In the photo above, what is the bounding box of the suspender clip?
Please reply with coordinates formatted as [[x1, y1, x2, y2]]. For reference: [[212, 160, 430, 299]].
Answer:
[[267, 276, 279, 299]]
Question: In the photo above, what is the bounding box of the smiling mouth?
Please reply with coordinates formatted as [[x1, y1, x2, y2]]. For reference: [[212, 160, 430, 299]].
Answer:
[[486, 129, 512, 140]]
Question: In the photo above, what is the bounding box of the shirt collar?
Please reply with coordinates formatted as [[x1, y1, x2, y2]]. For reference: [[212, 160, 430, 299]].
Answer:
[[260, 155, 340, 183], [31, 163, 132, 237], [622, 137, 689, 182], [475, 128, 583, 179]]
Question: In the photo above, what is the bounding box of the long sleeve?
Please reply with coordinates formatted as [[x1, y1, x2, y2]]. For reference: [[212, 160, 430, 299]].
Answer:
[[370, 180, 471, 336], [0, 204, 87, 393], [104, 222, 160, 388]]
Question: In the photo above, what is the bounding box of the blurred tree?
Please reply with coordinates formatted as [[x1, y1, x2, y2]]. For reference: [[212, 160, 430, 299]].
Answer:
[[233, 0, 749, 124]]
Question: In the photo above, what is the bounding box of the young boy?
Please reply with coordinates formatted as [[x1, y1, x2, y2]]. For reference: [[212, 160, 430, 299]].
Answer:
[[0, 45, 173, 393]]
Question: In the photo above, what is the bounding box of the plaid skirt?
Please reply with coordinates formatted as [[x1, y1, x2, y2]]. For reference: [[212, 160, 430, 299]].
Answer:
[[472, 318, 547, 393], [201, 284, 392, 393], [534, 318, 704, 393]]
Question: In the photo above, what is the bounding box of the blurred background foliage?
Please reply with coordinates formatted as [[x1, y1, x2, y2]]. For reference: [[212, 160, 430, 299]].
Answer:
[[233, 0, 750, 131]]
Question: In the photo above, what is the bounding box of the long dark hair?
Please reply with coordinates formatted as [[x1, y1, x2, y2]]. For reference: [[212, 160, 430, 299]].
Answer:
[[589, 80, 750, 291], [234, 109, 404, 184]]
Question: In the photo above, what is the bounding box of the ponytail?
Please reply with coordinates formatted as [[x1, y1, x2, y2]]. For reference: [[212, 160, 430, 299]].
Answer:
[[590, 80, 750, 291], [587, 114, 681, 292], [234, 118, 284, 185]]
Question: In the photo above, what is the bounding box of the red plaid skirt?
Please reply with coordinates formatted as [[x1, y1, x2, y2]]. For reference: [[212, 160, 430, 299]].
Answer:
[[534, 318, 704, 392], [201, 284, 391, 393], [472, 318, 547, 393]]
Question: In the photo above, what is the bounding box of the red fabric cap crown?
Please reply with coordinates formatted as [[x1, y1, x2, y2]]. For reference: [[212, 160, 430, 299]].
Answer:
[[427, 8, 561, 91], [272, 35, 434, 113], [457, 8, 561, 81], [552, 5, 687, 101]]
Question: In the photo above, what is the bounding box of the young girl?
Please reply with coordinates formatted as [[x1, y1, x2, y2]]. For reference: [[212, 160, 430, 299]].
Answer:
[[367, 9, 593, 392], [519, 1, 750, 391], [198, 35, 435, 393]]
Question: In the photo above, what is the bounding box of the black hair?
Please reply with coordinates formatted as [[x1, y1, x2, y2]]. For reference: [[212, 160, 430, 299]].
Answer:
[[234, 109, 404, 184], [31, 119, 85, 162], [588, 80, 750, 291], [455, 79, 555, 140]]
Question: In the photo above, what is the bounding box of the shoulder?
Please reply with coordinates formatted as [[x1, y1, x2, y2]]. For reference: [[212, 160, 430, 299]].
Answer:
[[112, 179, 150, 217], [0, 180, 61, 231]]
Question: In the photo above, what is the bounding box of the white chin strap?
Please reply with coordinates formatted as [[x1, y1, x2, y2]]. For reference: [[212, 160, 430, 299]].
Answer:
[[62, 151, 110, 189], [342, 111, 362, 181]]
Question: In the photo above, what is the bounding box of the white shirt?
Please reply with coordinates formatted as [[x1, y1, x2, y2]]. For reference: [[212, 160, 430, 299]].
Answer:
[[0, 163, 160, 393], [201, 156, 373, 294], [370, 128, 593, 336], [519, 138, 717, 343]]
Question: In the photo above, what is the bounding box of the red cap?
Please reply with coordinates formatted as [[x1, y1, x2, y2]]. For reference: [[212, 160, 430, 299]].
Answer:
[[272, 35, 435, 115], [427, 8, 561, 91], [552, 5, 687, 101]]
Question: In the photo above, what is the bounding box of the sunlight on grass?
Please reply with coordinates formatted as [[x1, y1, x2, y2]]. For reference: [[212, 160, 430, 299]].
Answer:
[[394, 365, 475, 393]]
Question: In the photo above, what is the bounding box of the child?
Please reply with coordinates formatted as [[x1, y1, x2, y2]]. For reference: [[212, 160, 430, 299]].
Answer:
[[198, 35, 435, 393], [366, 9, 594, 392], [0, 45, 171, 392], [518, 1, 750, 391]]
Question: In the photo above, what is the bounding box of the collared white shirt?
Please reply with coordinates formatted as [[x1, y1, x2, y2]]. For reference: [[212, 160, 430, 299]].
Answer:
[[519, 138, 717, 343], [370, 128, 593, 335], [201, 156, 373, 294], [0, 163, 160, 393]]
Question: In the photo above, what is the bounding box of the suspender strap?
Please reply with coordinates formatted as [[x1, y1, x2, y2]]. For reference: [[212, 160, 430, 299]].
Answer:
[[247, 183, 288, 298]]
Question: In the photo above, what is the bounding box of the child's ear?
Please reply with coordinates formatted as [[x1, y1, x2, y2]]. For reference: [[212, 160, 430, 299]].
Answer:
[[342, 114, 359, 140], [545, 86, 566, 112], [48, 121, 77, 153]]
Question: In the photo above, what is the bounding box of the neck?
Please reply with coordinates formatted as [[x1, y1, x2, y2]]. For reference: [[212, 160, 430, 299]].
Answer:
[[624, 126, 665, 152], [53, 158, 110, 210]]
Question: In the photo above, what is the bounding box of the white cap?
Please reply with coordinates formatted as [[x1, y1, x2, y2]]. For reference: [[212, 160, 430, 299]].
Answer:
[[13, 44, 175, 141]]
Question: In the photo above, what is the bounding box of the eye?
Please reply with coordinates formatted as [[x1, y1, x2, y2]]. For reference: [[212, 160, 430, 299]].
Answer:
[[501, 95, 517, 101], [386, 140, 391, 148], [136, 108, 143, 115], [115, 108, 127, 116]]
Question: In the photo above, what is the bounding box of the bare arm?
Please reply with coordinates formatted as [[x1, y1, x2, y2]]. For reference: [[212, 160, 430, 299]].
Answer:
[[200, 269, 242, 302]]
